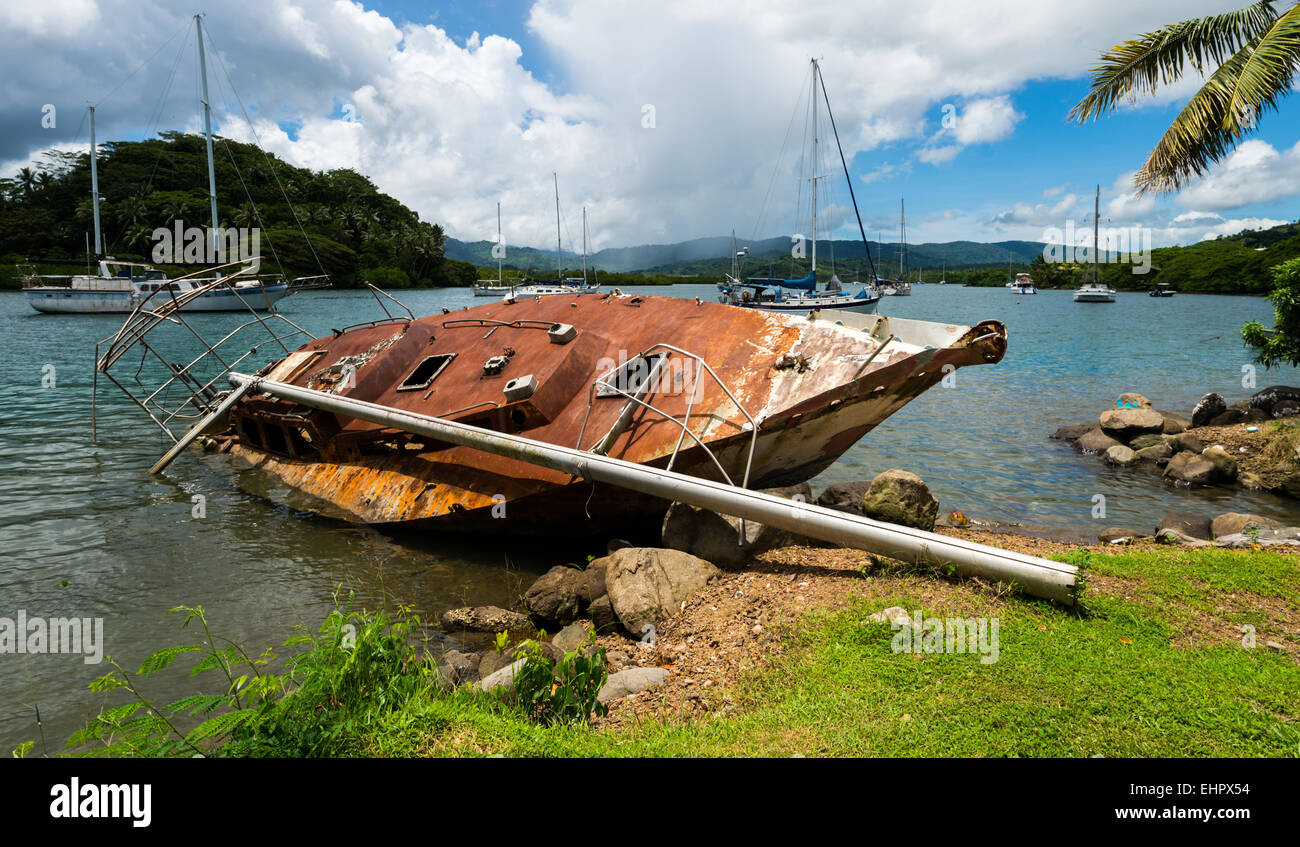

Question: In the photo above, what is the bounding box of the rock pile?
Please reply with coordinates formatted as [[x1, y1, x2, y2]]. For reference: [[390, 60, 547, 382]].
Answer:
[[436, 467, 949, 708], [1054, 387, 1300, 495], [1100, 509, 1300, 549]]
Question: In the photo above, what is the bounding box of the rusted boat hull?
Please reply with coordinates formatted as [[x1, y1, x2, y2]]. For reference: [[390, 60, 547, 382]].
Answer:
[[214, 294, 1004, 533]]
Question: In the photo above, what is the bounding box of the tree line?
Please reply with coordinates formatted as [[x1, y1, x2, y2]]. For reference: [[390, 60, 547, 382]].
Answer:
[[0, 132, 478, 289]]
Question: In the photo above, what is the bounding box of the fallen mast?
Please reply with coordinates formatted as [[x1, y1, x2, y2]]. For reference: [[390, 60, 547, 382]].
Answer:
[[226, 372, 1083, 606]]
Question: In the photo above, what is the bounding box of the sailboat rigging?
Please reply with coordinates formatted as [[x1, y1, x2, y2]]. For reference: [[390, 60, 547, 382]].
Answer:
[[1074, 184, 1116, 303], [718, 59, 882, 314], [21, 14, 324, 314], [473, 202, 512, 296], [507, 174, 601, 299]]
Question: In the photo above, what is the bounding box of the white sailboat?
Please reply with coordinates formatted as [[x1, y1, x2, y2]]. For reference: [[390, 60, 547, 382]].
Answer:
[[473, 202, 512, 296], [893, 202, 911, 295], [1074, 185, 1116, 303], [23, 16, 292, 314], [719, 59, 881, 314], [505, 174, 600, 299]]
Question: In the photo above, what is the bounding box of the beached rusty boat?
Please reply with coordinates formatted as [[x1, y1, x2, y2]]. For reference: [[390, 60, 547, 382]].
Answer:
[[96, 277, 1005, 536]]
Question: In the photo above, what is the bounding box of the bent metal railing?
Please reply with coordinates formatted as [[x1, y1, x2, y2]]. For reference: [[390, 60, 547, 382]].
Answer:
[[575, 342, 760, 490], [92, 258, 315, 442]]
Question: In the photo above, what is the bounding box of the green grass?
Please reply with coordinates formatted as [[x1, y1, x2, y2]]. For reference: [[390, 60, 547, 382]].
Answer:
[[332, 598, 1298, 757], [680, 594, 1296, 757], [1079, 546, 1300, 640], [52, 545, 1300, 758]]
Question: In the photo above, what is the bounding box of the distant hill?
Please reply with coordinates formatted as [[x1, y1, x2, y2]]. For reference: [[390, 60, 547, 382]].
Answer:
[[453, 222, 1300, 294], [446, 234, 1046, 276], [1, 132, 478, 289]]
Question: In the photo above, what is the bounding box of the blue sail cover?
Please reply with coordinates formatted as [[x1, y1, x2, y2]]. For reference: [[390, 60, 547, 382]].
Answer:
[[743, 272, 816, 291]]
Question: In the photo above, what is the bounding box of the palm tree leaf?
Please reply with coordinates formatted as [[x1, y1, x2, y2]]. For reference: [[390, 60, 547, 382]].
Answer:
[[1222, 5, 1300, 131], [1136, 7, 1300, 193], [1070, 1, 1278, 122]]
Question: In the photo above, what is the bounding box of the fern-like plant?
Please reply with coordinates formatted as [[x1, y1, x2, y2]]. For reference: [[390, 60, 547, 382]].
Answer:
[[67, 597, 434, 757], [512, 643, 608, 725]]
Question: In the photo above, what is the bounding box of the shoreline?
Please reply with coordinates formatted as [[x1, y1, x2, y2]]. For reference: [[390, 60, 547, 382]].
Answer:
[[0, 284, 1277, 295], [585, 528, 1299, 732], [46, 526, 1296, 758]]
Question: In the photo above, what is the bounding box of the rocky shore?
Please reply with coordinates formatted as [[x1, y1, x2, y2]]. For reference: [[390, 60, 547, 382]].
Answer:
[[431, 463, 1300, 723], [1052, 386, 1300, 496], [431, 468, 952, 711]]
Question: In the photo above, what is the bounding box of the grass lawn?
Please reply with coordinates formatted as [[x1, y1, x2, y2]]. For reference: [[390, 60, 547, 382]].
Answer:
[[54, 544, 1300, 758]]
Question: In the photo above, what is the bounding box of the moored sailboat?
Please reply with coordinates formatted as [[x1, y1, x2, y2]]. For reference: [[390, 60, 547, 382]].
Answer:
[[505, 174, 600, 299], [719, 59, 881, 315], [473, 202, 513, 296], [22, 17, 314, 314], [1074, 185, 1116, 303]]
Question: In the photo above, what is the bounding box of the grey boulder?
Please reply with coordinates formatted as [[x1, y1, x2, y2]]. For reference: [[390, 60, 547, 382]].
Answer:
[[1076, 428, 1123, 454], [859, 469, 939, 531], [1163, 452, 1219, 486], [1249, 385, 1300, 418], [597, 667, 669, 704], [1191, 393, 1226, 428], [1210, 512, 1283, 539], [1099, 407, 1165, 439], [552, 621, 592, 654], [661, 482, 818, 567], [1103, 445, 1139, 467], [479, 658, 527, 695], [1155, 512, 1213, 540], [605, 547, 721, 637]]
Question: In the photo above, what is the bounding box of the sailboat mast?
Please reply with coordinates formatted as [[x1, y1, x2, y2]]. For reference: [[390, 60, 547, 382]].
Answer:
[[899, 199, 906, 278], [1093, 184, 1100, 285], [814, 61, 878, 281], [195, 14, 220, 254], [553, 172, 561, 281], [582, 206, 588, 284], [810, 59, 818, 276], [88, 106, 102, 257], [496, 201, 502, 284]]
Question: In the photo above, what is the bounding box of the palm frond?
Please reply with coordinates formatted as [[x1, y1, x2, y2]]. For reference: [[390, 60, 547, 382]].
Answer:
[[1136, 7, 1300, 193], [1070, 1, 1279, 122], [1222, 6, 1300, 131]]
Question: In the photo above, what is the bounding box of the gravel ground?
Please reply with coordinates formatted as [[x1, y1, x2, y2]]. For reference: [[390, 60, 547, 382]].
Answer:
[[587, 528, 1298, 727]]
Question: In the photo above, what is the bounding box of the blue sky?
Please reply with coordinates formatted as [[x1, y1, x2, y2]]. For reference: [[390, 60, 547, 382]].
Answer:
[[3, 0, 1298, 251]]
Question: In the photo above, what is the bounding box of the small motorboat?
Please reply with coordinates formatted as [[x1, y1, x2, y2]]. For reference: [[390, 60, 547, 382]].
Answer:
[[1009, 272, 1037, 295]]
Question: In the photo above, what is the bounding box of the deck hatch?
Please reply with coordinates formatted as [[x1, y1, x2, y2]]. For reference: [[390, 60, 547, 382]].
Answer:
[[596, 352, 670, 398], [397, 354, 456, 392]]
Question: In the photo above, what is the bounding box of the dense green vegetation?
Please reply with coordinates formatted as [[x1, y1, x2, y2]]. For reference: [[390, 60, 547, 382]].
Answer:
[[559, 221, 1300, 295], [449, 235, 1048, 276], [0, 132, 478, 289], [34, 543, 1298, 758], [1243, 257, 1300, 368], [948, 223, 1300, 293]]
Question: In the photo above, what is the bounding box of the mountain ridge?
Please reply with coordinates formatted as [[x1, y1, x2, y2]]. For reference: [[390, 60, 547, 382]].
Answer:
[[445, 234, 1050, 275]]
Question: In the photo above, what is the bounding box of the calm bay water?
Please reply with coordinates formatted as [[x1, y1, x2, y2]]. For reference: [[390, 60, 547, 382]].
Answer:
[[1, 282, 1297, 750]]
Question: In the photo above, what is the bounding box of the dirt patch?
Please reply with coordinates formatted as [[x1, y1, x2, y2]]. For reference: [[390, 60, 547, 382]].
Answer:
[[590, 533, 1061, 726], [1191, 417, 1300, 489], [1167, 591, 1299, 652], [585, 529, 1298, 726]]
